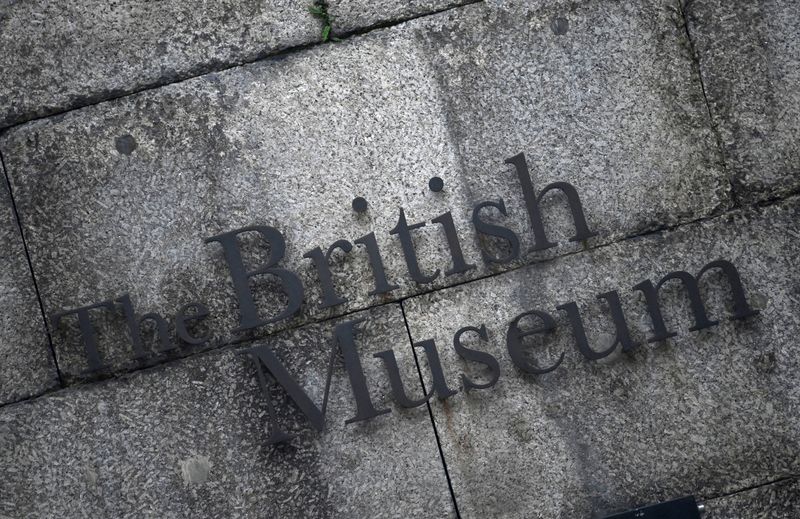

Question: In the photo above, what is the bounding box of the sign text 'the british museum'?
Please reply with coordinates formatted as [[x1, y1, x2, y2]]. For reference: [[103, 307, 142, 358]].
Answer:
[[51, 153, 760, 445]]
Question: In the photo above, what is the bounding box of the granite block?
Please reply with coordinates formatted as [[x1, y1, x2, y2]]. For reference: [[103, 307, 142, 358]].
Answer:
[[0, 166, 58, 404], [403, 197, 800, 518], [0, 0, 322, 129], [416, 0, 729, 253], [0, 0, 492, 129], [704, 478, 800, 519], [0, 29, 474, 382], [0, 304, 454, 518], [0, 0, 729, 383], [686, 0, 800, 203]]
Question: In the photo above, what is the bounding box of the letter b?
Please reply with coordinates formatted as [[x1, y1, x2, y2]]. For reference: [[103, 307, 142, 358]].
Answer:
[[206, 225, 304, 332]]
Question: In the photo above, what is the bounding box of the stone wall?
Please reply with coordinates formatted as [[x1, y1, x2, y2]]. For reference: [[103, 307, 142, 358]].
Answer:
[[0, 0, 798, 517]]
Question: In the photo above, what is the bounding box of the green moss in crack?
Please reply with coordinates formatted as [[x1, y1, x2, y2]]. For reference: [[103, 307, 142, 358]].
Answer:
[[308, 1, 340, 42]]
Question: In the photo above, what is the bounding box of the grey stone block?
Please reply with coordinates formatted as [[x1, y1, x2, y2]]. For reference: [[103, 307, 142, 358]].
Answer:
[[402, 198, 800, 518], [0, 304, 455, 518], [0, 169, 58, 405], [416, 0, 729, 251], [0, 30, 474, 383], [0, 0, 320, 129], [0, 0, 728, 383], [686, 0, 800, 204], [705, 479, 800, 519], [328, 0, 472, 33], [0, 0, 489, 130]]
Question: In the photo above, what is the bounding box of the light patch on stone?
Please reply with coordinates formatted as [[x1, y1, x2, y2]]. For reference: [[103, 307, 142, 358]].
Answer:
[[179, 454, 212, 486], [84, 465, 98, 487]]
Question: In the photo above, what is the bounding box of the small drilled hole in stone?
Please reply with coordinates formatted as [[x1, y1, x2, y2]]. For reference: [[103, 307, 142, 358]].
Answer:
[[352, 196, 368, 213], [428, 176, 444, 192], [115, 134, 137, 155]]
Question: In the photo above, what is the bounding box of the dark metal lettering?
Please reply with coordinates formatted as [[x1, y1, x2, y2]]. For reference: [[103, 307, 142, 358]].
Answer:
[[505, 152, 597, 251], [205, 225, 304, 332], [414, 339, 458, 399], [176, 302, 210, 346], [556, 290, 639, 360], [472, 199, 521, 264], [633, 259, 759, 343], [303, 239, 353, 309], [373, 349, 433, 407], [431, 211, 476, 276], [506, 309, 562, 374], [389, 208, 440, 284], [117, 293, 175, 358], [336, 318, 392, 424], [353, 232, 399, 296], [246, 317, 389, 444], [453, 324, 500, 390], [51, 299, 116, 372]]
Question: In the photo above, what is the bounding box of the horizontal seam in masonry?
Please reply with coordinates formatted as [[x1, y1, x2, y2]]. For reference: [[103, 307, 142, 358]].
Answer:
[[702, 475, 800, 503], [0, 0, 483, 134]]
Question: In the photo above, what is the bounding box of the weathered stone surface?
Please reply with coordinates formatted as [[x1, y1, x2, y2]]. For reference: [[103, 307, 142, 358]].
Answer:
[[0, 29, 471, 383], [403, 198, 800, 518], [416, 0, 728, 249], [704, 479, 800, 518], [0, 0, 727, 383], [328, 0, 471, 33], [0, 0, 489, 130], [0, 0, 321, 129], [0, 304, 454, 518], [0, 168, 58, 405], [686, 0, 800, 204]]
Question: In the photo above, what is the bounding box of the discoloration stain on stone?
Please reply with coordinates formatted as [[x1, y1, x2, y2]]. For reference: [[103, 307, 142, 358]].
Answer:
[[686, 0, 800, 204], [180, 454, 212, 485], [507, 416, 535, 443], [550, 16, 569, 35], [403, 197, 800, 518], [84, 465, 98, 488], [441, 398, 456, 435], [754, 350, 776, 373], [114, 134, 137, 155], [750, 292, 769, 311]]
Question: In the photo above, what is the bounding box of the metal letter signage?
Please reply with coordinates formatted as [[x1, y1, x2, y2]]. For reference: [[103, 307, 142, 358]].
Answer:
[[49, 153, 761, 446]]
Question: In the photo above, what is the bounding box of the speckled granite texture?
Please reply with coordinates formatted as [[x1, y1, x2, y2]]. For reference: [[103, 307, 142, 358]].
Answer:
[[0, 0, 727, 383], [404, 199, 800, 517], [704, 478, 800, 519], [0, 164, 58, 404], [0, 305, 454, 518], [686, 0, 800, 204], [0, 0, 475, 129], [0, 0, 798, 517]]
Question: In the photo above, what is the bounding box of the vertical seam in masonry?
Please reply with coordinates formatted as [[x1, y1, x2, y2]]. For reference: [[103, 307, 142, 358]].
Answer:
[[678, 0, 738, 208], [399, 299, 462, 519], [0, 148, 65, 387]]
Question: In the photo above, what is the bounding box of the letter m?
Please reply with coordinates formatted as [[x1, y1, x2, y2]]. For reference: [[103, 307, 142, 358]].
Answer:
[[633, 259, 759, 342], [244, 318, 389, 445]]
